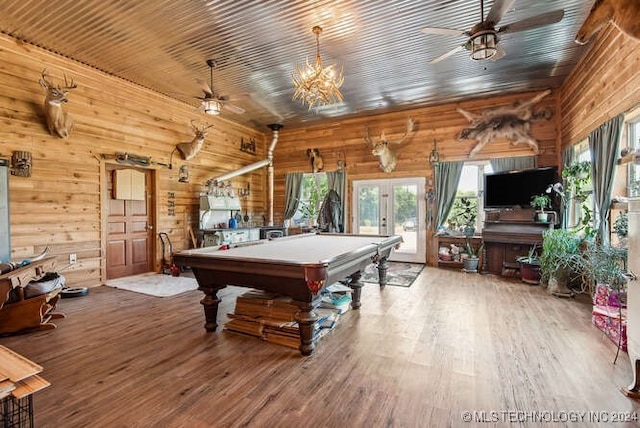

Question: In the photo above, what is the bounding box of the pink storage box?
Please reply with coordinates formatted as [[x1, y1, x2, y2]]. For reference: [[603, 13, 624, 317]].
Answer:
[[593, 283, 626, 308], [592, 304, 627, 352]]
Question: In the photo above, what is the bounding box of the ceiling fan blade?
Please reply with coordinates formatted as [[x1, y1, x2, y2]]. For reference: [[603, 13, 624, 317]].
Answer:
[[485, 0, 517, 25], [498, 9, 565, 34], [421, 27, 466, 36], [491, 43, 507, 61], [429, 45, 466, 64], [224, 102, 245, 115]]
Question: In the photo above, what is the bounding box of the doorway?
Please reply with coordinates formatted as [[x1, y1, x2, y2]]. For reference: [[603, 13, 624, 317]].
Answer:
[[352, 177, 426, 263], [105, 164, 156, 279]]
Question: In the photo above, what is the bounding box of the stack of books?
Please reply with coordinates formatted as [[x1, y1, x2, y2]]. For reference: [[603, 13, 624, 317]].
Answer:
[[224, 286, 351, 349]]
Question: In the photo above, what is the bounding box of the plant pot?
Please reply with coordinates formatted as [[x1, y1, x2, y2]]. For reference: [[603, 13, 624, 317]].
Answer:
[[536, 211, 549, 223], [464, 226, 475, 237], [463, 257, 479, 273], [548, 270, 574, 297], [519, 262, 541, 285]]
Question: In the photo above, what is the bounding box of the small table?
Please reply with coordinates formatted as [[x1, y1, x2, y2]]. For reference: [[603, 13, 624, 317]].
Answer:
[[173, 233, 402, 355]]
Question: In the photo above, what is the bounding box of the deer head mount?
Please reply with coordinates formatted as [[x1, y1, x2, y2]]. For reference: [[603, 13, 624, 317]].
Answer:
[[457, 89, 551, 158], [364, 117, 415, 173], [38, 69, 77, 138], [306, 148, 324, 173], [575, 0, 640, 45], [175, 120, 213, 161]]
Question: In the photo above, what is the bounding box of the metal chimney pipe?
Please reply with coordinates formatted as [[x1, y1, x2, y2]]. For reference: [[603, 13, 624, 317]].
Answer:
[[266, 124, 283, 226]]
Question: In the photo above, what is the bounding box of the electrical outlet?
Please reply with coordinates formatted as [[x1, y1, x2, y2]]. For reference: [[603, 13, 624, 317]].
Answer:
[[69, 253, 77, 264]]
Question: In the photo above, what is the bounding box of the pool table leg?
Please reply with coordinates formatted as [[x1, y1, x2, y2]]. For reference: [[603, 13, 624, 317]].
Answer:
[[295, 301, 318, 356], [199, 285, 224, 332], [348, 270, 363, 309], [377, 256, 389, 288]]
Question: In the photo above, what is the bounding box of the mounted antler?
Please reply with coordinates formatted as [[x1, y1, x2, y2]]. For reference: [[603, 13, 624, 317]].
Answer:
[[365, 117, 415, 173], [176, 120, 214, 161], [38, 69, 77, 138]]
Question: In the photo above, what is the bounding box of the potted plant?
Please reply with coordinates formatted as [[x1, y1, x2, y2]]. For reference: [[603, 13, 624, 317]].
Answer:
[[530, 194, 551, 223], [540, 228, 583, 297], [462, 238, 484, 273], [613, 211, 628, 247], [516, 244, 541, 285], [459, 197, 477, 237]]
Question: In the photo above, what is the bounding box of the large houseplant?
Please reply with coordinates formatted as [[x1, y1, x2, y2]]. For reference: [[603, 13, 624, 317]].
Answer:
[[540, 228, 583, 297]]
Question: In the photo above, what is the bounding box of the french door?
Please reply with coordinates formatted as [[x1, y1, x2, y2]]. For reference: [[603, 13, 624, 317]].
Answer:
[[352, 177, 425, 263]]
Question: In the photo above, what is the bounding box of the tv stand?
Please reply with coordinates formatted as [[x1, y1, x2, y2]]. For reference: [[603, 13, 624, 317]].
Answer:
[[481, 208, 555, 275]]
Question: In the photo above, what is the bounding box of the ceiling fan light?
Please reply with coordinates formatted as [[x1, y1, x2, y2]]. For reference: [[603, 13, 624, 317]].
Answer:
[[204, 99, 222, 115], [470, 31, 497, 61]]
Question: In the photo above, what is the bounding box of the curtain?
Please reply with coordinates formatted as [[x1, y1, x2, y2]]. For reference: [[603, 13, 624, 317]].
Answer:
[[283, 172, 303, 221], [561, 145, 576, 229], [589, 114, 624, 245], [489, 155, 536, 173], [435, 161, 464, 229], [326, 170, 346, 232]]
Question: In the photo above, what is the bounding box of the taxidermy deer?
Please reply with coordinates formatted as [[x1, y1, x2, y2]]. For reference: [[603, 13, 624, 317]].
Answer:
[[575, 0, 640, 45], [457, 90, 551, 158], [306, 148, 324, 173], [365, 117, 416, 173], [175, 121, 213, 161], [38, 69, 77, 138]]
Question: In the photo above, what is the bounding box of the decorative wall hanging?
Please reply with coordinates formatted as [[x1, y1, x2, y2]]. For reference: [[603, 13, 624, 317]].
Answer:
[[306, 148, 324, 173], [10, 151, 32, 177], [178, 165, 189, 183], [240, 137, 257, 155], [110, 152, 171, 169], [175, 120, 213, 161], [575, 0, 640, 44], [167, 192, 176, 216], [364, 117, 416, 173], [457, 89, 552, 158], [38, 69, 77, 139]]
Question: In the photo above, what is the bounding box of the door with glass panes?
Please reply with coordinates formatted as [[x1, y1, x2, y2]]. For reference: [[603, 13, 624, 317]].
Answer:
[[352, 178, 425, 263]]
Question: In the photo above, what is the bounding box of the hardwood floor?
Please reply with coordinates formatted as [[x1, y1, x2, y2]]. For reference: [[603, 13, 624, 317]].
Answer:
[[2, 267, 639, 427]]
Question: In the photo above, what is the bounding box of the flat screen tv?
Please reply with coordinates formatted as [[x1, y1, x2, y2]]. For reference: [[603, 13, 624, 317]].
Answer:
[[484, 166, 558, 209]]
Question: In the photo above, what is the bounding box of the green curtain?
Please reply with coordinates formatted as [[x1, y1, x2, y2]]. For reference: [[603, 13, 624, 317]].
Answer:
[[283, 172, 303, 220], [435, 161, 464, 229], [561, 145, 576, 229], [489, 155, 536, 173], [326, 170, 346, 232], [589, 114, 624, 245]]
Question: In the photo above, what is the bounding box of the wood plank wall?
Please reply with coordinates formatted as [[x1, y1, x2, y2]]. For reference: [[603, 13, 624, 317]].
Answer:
[[0, 34, 268, 287], [273, 91, 559, 265], [561, 25, 640, 148]]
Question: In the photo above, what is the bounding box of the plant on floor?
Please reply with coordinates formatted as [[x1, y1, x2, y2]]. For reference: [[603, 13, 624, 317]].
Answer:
[[516, 244, 541, 285], [540, 228, 584, 297]]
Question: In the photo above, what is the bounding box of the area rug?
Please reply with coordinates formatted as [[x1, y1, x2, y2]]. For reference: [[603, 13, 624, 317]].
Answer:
[[361, 262, 424, 287], [105, 272, 198, 297]]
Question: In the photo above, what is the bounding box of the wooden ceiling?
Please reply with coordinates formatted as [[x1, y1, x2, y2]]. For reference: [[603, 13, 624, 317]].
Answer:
[[0, 0, 594, 131]]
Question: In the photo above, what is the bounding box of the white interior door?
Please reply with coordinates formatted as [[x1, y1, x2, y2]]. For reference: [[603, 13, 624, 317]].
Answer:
[[352, 177, 425, 263]]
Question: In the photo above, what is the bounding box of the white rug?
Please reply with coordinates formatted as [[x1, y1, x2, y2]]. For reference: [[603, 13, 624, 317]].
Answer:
[[105, 272, 198, 297]]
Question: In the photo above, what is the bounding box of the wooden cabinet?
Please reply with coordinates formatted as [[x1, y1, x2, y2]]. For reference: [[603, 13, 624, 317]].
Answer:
[[624, 197, 640, 397], [0, 257, 64, 335]]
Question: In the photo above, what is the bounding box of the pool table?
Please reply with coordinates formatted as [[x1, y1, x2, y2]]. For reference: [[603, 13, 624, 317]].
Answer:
[[173, 232, 402, 355]]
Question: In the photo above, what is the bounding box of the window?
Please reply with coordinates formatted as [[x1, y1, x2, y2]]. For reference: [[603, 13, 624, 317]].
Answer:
[[564, 139, 594, 232], [628, 119, 640, 197], [292, 173, 328, 226], [444, 162, 492, 233]]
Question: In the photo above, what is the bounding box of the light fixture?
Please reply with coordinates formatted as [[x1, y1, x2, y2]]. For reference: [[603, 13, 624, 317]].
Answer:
[[470, 30, 498, 61], [203, 99, 222, 115], [178, 165, 189, 183], [429, 139, 440, 166], [292, 26, 344, 110]]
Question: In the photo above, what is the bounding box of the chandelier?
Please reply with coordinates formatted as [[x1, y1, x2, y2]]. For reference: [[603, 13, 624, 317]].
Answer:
[[292, 26, 344, 110]]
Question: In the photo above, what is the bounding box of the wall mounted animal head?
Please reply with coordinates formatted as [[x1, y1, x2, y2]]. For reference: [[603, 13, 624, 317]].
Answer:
[[457, 90, 551, 158], [176, 120, 213, 161], [38, 69, 77, 138], [364, 117, 415, 173], [306, 148, 324, 173], [575, 0, 640, 44]]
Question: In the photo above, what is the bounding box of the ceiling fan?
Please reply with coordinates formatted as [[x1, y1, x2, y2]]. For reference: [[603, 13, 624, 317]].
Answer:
[[196, 59, 245, 115], [422, 0, 565, 64]]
